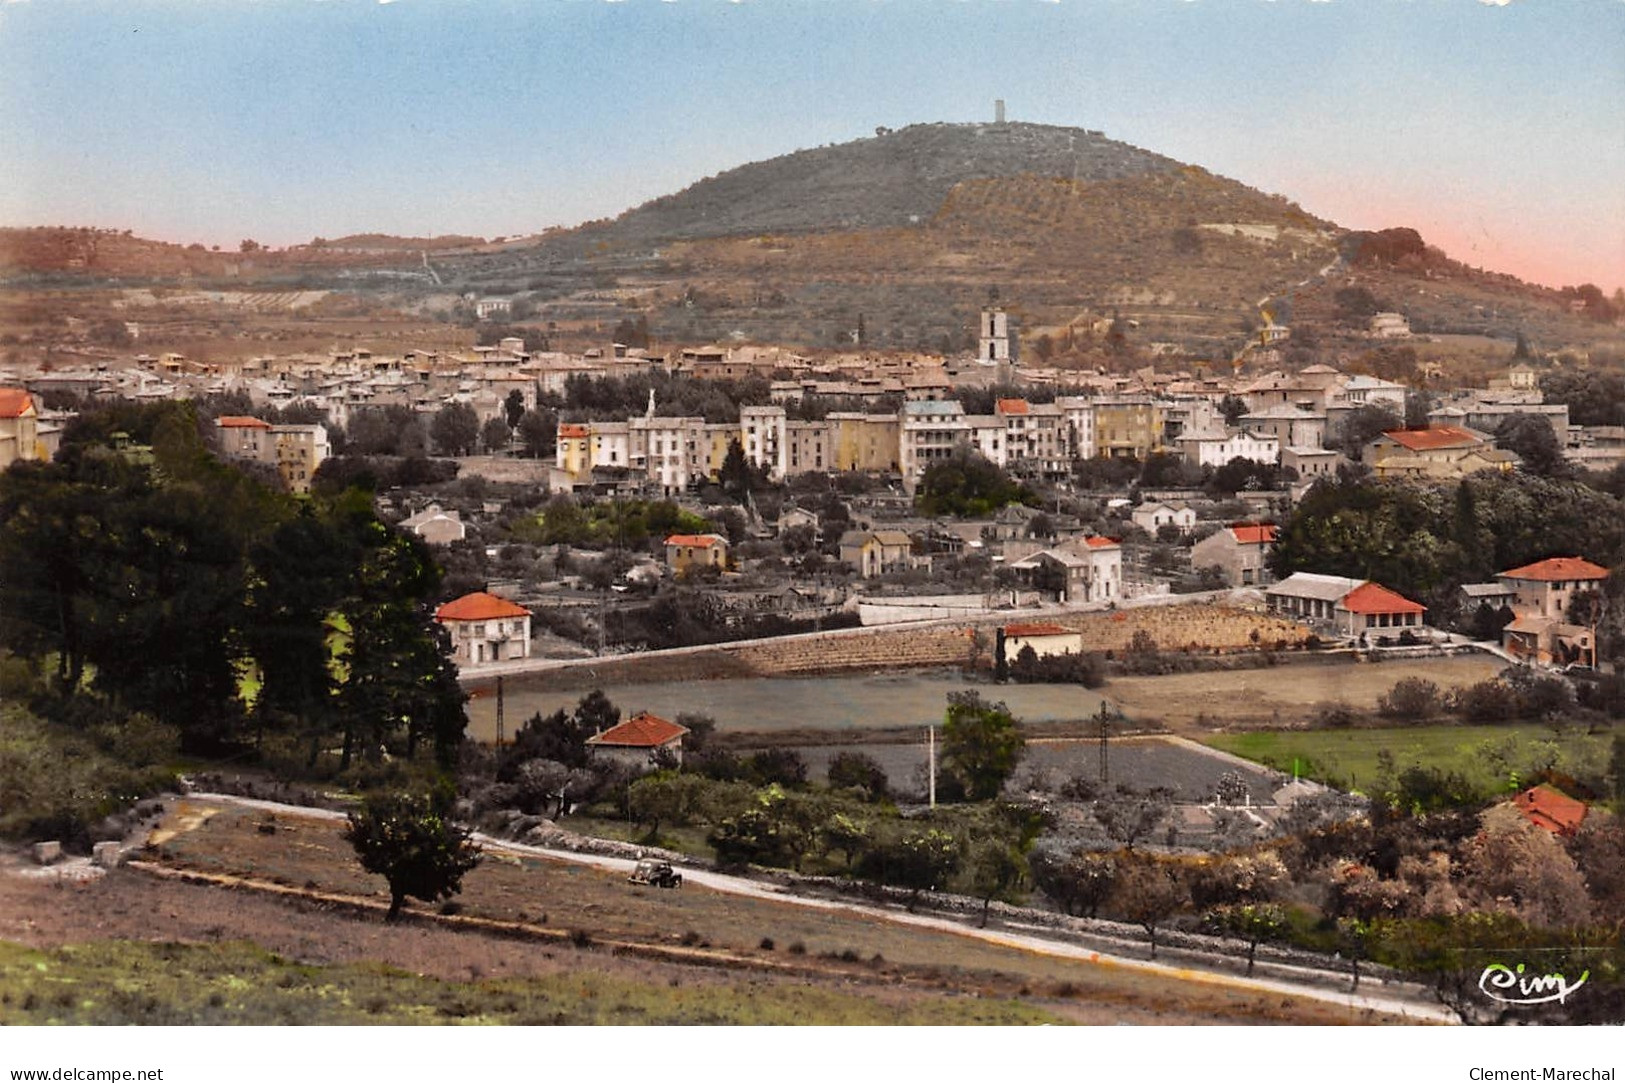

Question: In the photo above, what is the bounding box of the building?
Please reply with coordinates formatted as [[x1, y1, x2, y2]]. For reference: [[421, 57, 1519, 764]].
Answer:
[[977, 307, 1012, 364], [838, 529, 914, 578], [215, 415, 275, 462], [586, 711, 690, 770], [664, 533, 729, 574], [0, 388, 44, 469], [400, 503, 467, 545], [1281, 446, 1345, 483], [1009, 536, 1121, 603], [1364, 425, 1515, 481], [1093, 398, 1164, 460], [1131, 501, 1196, 536], [1001, 622, 1083, 661], [1265, 573, 1426, 639], [271, 423, 329, 494], [1511, 784, 1588, 836], [434, 591, 532, 666], [1368, 312, 1411, 338], [900, 400, 971, 488], [1496, 556, 1609, 667], [1240, 405, 1326, 450], [1173, 428, 1280, 469], [1191, 523, 1279, 588]]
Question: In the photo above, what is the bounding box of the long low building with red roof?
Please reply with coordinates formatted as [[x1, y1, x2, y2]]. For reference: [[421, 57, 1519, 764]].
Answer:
[[1266, 572, 1427, 641], [434, 590, 532, 666]]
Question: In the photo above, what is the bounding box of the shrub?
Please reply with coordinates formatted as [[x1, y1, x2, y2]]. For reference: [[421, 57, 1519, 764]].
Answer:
[[1378, 677, 1443, 721]]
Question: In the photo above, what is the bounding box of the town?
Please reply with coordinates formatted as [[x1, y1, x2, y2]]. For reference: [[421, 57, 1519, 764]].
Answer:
[[1, 4, 1623, 1042]]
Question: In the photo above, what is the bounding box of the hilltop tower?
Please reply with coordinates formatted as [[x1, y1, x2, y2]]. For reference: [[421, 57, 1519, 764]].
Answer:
[[994, 99, 1006, 125]]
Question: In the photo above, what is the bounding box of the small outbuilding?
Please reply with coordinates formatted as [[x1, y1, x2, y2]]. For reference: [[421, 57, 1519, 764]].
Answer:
[[586, 711, 690, 770]]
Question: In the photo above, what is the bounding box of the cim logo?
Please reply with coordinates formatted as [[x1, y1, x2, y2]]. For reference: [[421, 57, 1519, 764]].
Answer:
[[1478, 962, 1589, 1006]]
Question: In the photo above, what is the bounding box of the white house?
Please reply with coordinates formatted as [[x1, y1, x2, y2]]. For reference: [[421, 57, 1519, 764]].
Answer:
[[434, 591, 532, 666]]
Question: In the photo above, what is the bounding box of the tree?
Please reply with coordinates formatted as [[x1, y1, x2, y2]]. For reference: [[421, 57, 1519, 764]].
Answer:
[[940, 691, 1026, 801], [1093, 785, 1174, 851], [1218, 394, 1248, 426], [516, 410, 555, 459], [1029, 849, 1117, 918], [1111, 859, 1187, 959], [345, 788, 481, 922], [1332, 404, 1402, 457], [430, 403, 479, 457], [1495, 413, 1569, 478], [826, 750, 890, 801], [861, 827, 961, 910], [1208, 903, 1286, 977], [1378, 677, 1444, 720], [504, 390, 527, 429], [916, 450, 1034, 518], [480, 416, 511, 455], [968, 837, 1026, 927]]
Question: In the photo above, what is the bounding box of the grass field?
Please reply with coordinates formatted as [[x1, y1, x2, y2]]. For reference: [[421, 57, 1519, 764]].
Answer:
[[1106, 654, 1506, 730], [1202, 722, 1623, 796], [0, 939, 1058, 1026]]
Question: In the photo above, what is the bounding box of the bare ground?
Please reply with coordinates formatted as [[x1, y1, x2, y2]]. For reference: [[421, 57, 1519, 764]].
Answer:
[[1105, 654, 1505, 731]]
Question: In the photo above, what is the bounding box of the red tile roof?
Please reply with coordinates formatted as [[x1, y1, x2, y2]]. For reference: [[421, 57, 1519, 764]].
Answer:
[[665, 534, 725, 548], [1229, 523, 1279, 546], [435, 591, 531, 622], [587, 711, 689, 749], [558, 423, 590, 439], [1378, 425, 1482, 451], [0, 388, 35, 419], [1498, 557, 1609, 582], [1004, 622, 1072, 638], [216, 415, 272, 429], [1340, 581, 1426, 615], [1512, 784, 1588, 835], [1081, 536, 1120, 550], [995, 398, 1030, 415]]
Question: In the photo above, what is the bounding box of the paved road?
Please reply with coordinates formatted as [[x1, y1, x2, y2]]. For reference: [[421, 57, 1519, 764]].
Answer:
[[180, 791, 1455, 1023]]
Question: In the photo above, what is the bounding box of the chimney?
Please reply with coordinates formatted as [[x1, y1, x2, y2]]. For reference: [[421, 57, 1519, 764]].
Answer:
[[994, 99, 1006, 125]]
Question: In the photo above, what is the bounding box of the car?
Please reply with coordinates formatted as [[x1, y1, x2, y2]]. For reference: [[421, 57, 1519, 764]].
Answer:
[[627, 858, 683, 889]]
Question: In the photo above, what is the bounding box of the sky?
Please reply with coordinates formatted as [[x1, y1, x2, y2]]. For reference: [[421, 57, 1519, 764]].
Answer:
[[0, 0, 1621, 292]]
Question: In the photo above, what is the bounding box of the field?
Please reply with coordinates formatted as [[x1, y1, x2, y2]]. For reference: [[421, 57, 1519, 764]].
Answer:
[[1203, 723, 1623, 795], [1106, 654, 1506, 730], [0, 800, 1413, 1025]]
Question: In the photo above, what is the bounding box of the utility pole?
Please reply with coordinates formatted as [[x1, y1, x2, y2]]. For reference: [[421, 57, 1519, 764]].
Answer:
[[927, 724, 937, 809], [495, 675, 505, 746], [1097, 701, 1111, 785]]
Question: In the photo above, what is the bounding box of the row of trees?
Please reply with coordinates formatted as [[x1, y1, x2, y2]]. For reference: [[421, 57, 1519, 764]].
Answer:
[[1269, 473, 1625, 634], [0, 400, 465, 768]]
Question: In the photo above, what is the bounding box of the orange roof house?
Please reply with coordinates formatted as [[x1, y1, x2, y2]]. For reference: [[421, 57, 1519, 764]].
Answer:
[[664, 532, 729, 573], [1376, 425, 1483, 452], [434, 591, 531, 666], [435, 591, 530, 622], [1496, 557, 1609, 666], [1228, 523, 1279, 546], [995, 398, 1031, 415], [1512, 785, 1588, 836], [0, 388, 43, 469], [1498, 557, 1610, 583], [586, 711, 690, 768]]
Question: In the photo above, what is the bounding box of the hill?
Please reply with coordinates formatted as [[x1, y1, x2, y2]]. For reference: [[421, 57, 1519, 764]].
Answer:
[[3, 122, 1618, 362]]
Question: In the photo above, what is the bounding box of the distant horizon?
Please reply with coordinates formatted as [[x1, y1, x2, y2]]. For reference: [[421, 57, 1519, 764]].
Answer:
[[2, 1, 1620, 293]]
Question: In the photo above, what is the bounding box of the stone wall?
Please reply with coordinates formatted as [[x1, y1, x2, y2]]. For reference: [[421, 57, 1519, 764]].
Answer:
[[512, 603, 1311, 693]]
